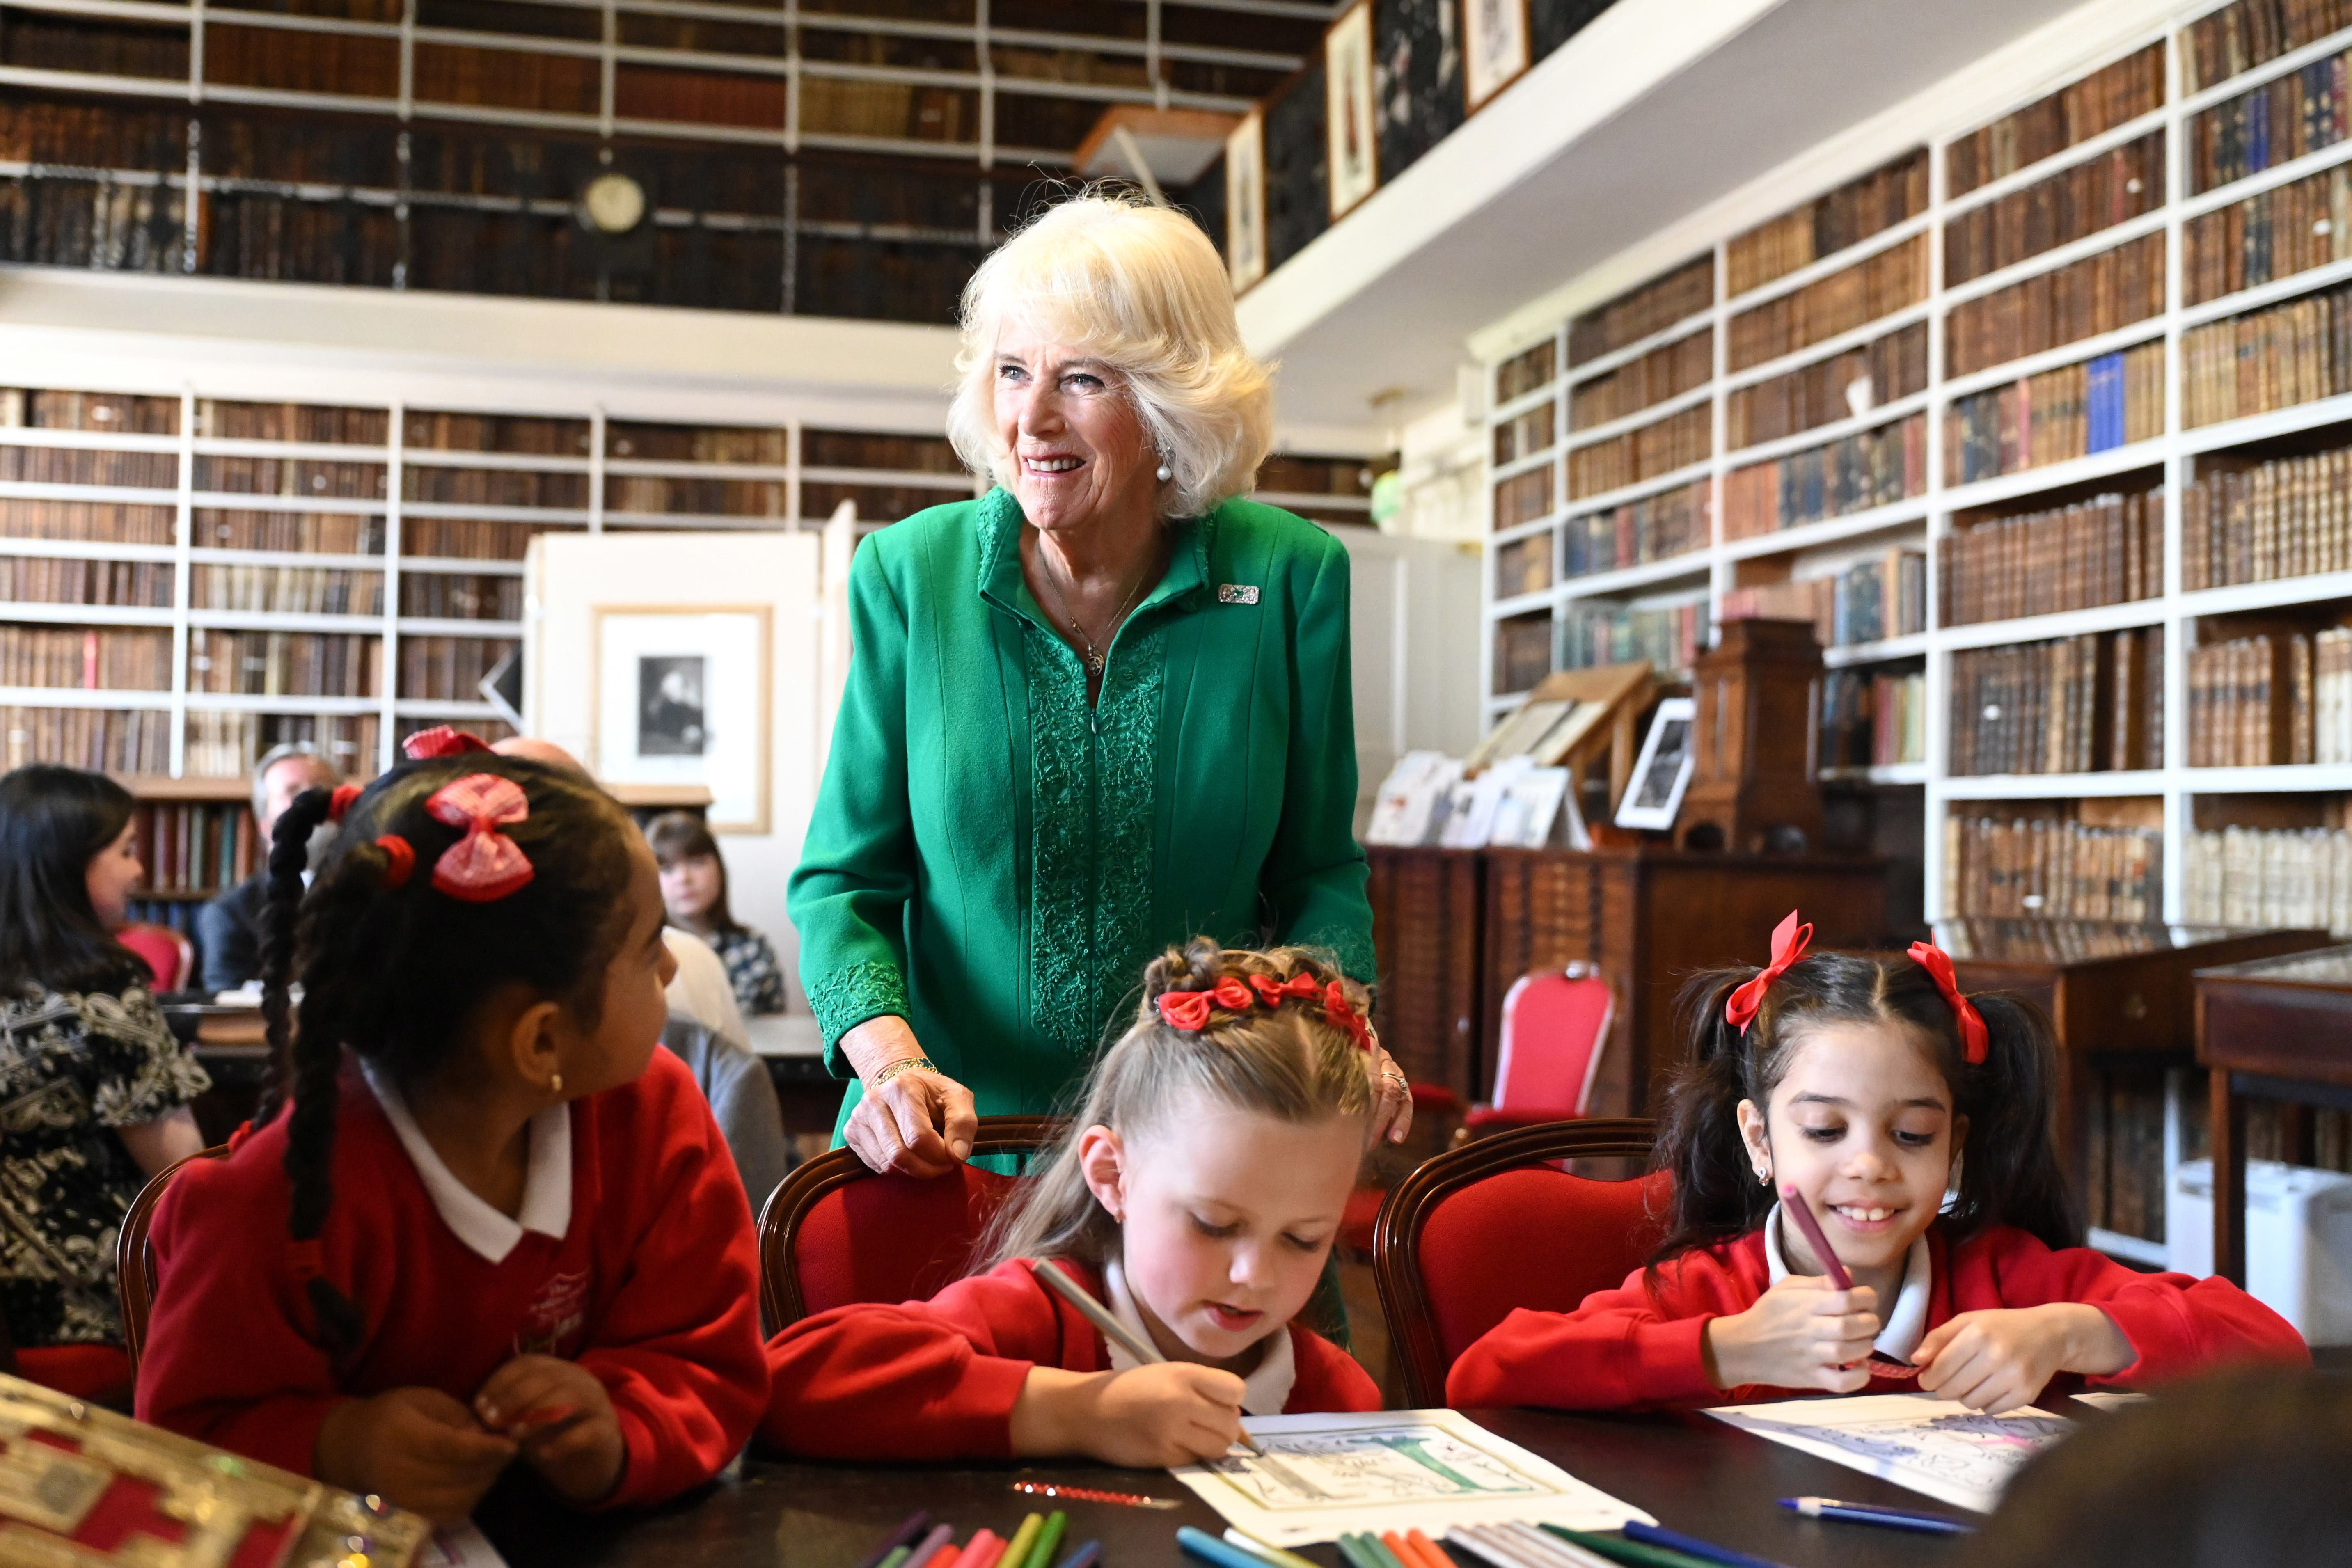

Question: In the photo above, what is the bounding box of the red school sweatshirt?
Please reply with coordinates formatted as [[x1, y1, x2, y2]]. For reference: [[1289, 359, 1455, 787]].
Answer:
[[1446, 1221, 2309, 1412], [134, 1048, 769, 1508], [760, 1257, 1383, 1459]]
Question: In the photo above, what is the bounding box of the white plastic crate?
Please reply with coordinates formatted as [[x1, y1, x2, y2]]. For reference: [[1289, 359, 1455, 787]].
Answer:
[[2166, 1158, 2352, 1346]]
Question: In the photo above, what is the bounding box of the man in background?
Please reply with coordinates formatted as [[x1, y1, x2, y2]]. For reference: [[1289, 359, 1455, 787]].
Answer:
[[195, 743, 339, 992]]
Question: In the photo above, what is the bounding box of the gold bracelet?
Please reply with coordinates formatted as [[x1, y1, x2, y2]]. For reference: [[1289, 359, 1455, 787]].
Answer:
[[868, 1055, 938, 1091]]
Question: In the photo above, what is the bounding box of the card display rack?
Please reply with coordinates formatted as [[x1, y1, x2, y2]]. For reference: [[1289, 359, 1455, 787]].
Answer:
[[1480, 6, 2352, 945]]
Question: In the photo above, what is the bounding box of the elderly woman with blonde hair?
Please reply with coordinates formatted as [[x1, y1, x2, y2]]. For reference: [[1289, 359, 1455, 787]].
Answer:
[[789, 192, 1413, 1177]]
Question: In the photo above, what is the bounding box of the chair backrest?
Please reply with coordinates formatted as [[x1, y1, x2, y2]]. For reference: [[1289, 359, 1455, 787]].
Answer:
[[1491, 965, 1614, 1118], [757, 1116, 1067, 1329], [118, 922, 194, 993], [1373, 1118, 1668, 1407], [117, 1145, 231, 1369]]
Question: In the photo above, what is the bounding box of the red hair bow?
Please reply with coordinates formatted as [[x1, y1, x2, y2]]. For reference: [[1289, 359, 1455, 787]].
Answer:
[[327, 782, 364, 823], [1724, 909, 1813, 1035], [1907, 941, 1990, 1065], [1322, 980, 1371, 1051], [424, 774, 534, 902], [1156, 976, 1253, 1032], [1248, 972, 1321, 1009], [376, 834, 415, 890], [403, 725, 494, 761]]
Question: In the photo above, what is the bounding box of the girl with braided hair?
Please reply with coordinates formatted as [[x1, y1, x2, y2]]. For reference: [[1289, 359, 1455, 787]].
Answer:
[[762, 937, 1381, 1466], [133, 732, 767, 1525], [1447, 912, 2307, 1414]]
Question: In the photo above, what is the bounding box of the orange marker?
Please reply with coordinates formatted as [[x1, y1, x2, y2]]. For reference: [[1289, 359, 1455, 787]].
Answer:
[[1405, 1529, 1455, 1568]]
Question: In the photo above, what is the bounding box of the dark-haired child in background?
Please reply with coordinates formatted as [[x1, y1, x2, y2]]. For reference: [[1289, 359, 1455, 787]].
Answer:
[[646, 812, 786, 1019], [1448, 912, 2307, 1412], [135, 738, 767, 1524], [0, 765, 209, 1386]]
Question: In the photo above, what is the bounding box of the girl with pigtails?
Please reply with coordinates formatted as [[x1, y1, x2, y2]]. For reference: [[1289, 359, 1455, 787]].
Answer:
[[761, 938, 1383, 1467], [134, 729, 768, 1525], [1447, 913, 2307, 1414]]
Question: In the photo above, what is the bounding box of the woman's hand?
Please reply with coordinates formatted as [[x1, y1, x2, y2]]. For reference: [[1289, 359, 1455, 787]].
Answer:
[[474, 1355, 627, 1507], [1010, 1364, 1247, 1467], [1366, 1030, 1413, 1146], [313, 1387, 518, 1525], [840, 1016, 977, 1178], [1703, 1275, 1882, 1394], [1914, 1304, 2132, 1412]]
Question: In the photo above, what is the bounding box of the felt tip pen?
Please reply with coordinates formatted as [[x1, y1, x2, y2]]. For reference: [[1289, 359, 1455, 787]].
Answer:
[[1622, 1520, 1793, 1568], [1055, 1543, 1102, 1568], [1026, 1511, 1070, 1568], [855, 1511, 932, 1568], [1031, 1257, 1265, 1456], [1777, 1183, 1919, 1376], [1222, 1528, 1319, 1568], [1779, 1498, 1976, 1535], [1180, 1525, 1288, 1568]]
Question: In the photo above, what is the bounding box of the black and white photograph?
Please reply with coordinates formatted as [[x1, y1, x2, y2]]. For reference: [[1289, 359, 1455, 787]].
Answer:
[[637, 655, 708, 757], [593, 607, 772, 832], [1615, 697, 1697, 831]]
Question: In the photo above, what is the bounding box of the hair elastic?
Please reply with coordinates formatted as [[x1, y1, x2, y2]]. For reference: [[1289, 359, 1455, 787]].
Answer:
[[375, 834, 415, 890], [423, 774, 534, 902], [326, 782, 364, 823]]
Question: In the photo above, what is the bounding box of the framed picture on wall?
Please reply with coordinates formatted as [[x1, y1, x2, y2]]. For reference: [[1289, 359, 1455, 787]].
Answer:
[[591, 606, 772, 832], [1226, 110, 1267, 291], [1325, 1, 1378, 219], [1464, 0, 1532, 113], [1614, 697, 1697, 831]]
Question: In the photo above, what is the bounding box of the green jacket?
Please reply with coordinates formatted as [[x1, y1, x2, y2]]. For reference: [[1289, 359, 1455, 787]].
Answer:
[[789, 485, 1375, 1139]]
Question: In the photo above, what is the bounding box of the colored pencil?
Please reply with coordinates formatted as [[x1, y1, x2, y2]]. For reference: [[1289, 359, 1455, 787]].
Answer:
[[1028, 1257, 1265, 1456], [905, 1522, 957, 1568], [1623, 1522, 1792, 1568], [1026, 1511, 1069, 1568], [1356, 1533, 1410, 1568], [949, 1531, 1003, 1568], [1179, 1525, 1286, 1568], [1000, 1512, 1044, 1568], [1407, 1528, 1456, 1568], [1443, 1527, 1543, 1568], [1777, 1183, 1916, 1373], [874, 1548, 914, 1568], [1335, 1533, 1389, 1568], [1779, 1498, 1974, 1535], [1222, 1529, 1320, 1568], [1380, 1532, 1426, 1568], [1056, 1543, 1101, 1568], [1537, 1524, 1719, 1568], [856, 1511, 932, 1568], [1498, 1524, 1617, 1568], [915, 1546, 960, 1568]]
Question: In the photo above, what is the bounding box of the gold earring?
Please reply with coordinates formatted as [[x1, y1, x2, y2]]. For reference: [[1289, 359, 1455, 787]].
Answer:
[[550, 1071, 564, 1095]]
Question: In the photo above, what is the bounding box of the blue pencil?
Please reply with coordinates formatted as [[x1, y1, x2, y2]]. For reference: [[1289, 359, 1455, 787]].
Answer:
[[1054, 1541, 1102, 1568], [1779, 1497, 1975, 1536], [1182, 1525, 1286, 1568], [1621, 1521, 1792, 1568], [857, 1512, 933, 1568]]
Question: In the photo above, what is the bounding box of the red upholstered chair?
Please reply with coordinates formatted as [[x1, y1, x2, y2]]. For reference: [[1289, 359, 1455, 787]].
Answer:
[[117, 923, 193, 993], [1456, 964, 1614, 1142], [758, 1117, 1065, 1329], [115, 1145, 231, 1370], [1372, 1117, 1666, 1406], [0, 1330, 133, 1406]]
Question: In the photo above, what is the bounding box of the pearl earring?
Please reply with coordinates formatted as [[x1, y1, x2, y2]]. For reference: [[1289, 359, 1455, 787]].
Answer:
[[1755, 1166, 1772, 1187], [1154, 463, 1172, 482], [549, 1071, 564, 1095]]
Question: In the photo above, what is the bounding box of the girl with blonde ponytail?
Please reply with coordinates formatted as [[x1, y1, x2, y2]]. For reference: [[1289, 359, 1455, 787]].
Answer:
[[761, 938, 1383, 1465]]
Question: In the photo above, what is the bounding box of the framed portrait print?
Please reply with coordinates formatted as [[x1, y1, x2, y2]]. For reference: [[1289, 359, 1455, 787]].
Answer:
[[1324, 1, 1377, 220], [1614, 697, 1697, 831], [1463, 0, 1532, 114], [1225, 110, 1267, 292], [591, 606, 772, 832]]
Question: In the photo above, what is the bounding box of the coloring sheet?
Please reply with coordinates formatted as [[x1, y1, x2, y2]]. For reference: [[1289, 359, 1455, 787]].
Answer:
[[1170, 1410, 1651, 1547], [1708, 1394, 2073, 1513]]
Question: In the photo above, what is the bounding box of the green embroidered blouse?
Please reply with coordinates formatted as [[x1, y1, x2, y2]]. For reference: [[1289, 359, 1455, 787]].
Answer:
[[789, 486, 1376, 1140]]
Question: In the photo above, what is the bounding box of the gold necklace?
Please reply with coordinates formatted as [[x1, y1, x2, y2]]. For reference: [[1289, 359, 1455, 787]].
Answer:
[[1040, 560, 1152, 676]]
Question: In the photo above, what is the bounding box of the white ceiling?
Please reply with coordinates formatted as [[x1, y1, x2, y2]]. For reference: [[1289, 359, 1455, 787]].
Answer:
[[1246, 0, 2092, 437]]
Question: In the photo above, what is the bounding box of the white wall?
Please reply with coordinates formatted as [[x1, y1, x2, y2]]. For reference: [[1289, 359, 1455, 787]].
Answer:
[[1341, 529, 1484, 824], [525, 531, 825, 1008]]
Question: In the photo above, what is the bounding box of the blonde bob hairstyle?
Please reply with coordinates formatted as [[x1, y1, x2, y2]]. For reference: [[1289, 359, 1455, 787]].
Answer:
[[946, 191, 1276, 521], [984, 936, 1375, 1272]]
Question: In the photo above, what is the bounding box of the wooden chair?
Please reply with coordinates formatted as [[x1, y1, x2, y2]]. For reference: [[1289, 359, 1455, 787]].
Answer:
[[756, 1117, 1065, 1330], [117, 922, 194, 993], [115, 1146, 230, 1369], [1454, 964, 1614, 1143], [1372, 1117, 1666, 1407]]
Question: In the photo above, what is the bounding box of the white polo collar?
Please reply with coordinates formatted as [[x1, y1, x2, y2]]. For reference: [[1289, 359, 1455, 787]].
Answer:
[[364, 1064, 572, 1264], [1101, 1257, 1296, 1416], [1765, 1202, 1932, 1363]]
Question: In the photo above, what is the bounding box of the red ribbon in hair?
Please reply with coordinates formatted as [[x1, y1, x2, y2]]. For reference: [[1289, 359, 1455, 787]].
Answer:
[[376, 834, 415, 890], [1724, 909, 1813, 1035], [1907, 941, 1990, 1065], [327, 782, 363, 823], [1248, 972, 1321, 1009], [1156, 976, 1253, 1031], [403, 725, 495, 761], [1321, 980, 1372, 1051], [423, 774, 534, 902]]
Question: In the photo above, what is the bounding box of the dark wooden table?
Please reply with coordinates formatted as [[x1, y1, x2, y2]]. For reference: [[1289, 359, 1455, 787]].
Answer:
[[482, 1410, 1975, 1568], [2195, 943, 2352, 1286]]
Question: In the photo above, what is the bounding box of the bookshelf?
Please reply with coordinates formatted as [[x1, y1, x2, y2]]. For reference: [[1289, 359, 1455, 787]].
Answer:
[[1478, 10, 2352, 956], [0, 1, 1326, 322]]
